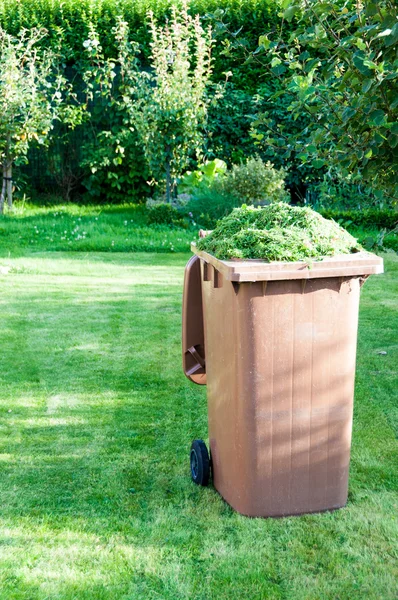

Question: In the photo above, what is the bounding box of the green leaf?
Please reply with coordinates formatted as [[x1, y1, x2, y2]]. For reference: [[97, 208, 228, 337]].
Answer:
[[363, 236, 375, 250], [363, 59, 377, 70], [313, 159, 326, 169], [342, 107, 356, 122], [365, 3, 378, 16], [283, 5, 300, 22], [381, 15, 396, 30], [356, 38, 366, 51], [201, 159, 227, 177], [313, 129, 324, 143], [384, 22, 398, 47], [369, 109, 385, 126], [388, 134, 398, 149], [270, 90, 285, 100], [272, 64, 287, 75], [258, 35, 270, 50], [362, 79, 373, 93], [313, 3, 334, 15], [353, 54, 372, 76], [377, 29, 392, 38]]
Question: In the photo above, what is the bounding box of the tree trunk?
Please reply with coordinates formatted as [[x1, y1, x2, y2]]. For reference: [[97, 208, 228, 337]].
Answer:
[[0, 164, 6, 214], [6, 162, 13, 210], [4, 135, 13, 211], [165, 162, 171, 204], [165, 145, 172, 204]]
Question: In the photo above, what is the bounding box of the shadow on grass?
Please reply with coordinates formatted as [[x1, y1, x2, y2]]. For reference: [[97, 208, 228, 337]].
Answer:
[[0, 252, 396, 599], [0, 202, 149, 220]]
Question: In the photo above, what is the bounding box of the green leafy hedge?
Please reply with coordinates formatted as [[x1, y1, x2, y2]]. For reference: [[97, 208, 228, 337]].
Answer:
[[319, 209, 398, 231], [0, 0, 281, 87], [1, 0, 285, 201]]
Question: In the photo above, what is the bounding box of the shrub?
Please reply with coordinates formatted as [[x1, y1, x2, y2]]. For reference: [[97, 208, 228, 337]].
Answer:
[[257, 0, 398, 199], [0, 0, 293, 204], [250, 81, 320, 202], [307, 169, 396, 211], [178, 159, 227, 195], [0, 0, 283, 88], [319, 209, 398, 232], [187, 186, 241, 228], [206, 83, 257, 165], [187, 157, 289, 227], [219, 157, 289, 205], [146, 203, 187, 227]]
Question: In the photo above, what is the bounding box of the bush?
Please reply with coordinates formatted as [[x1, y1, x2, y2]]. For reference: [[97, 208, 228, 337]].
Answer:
[[308, 171, 395, 211], [187, 186, 242, 228], [146, 203, 187, 228], [219, 157, 289, 205], [187, 157, 289, 227], [250, 81, 319, 202], [178, 159, 227, 195], [206, 84, 257, 165], [257, 0, 398, 197], [319, 209, 398, 232]]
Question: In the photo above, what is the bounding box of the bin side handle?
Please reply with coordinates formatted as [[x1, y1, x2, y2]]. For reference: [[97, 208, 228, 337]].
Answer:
[[182, 255, 207, 385]]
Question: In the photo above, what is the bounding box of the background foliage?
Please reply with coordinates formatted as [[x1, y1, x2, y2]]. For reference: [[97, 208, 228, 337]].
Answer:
[[255, 0, 398, 202], [0, 0, 282, 84], [0, 27, 65, 211], [0, 0, 288, 203], [0, 0, 397, 211]]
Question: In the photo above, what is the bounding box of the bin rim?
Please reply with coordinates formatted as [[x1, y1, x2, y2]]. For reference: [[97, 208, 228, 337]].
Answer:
[[191, 244, 384, 282]]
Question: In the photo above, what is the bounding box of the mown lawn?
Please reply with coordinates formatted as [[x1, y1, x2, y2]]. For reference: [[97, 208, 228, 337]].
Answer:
[[0, 202, 396, 257], [0, 203, 194, 255], [0, 241, 397, 598]]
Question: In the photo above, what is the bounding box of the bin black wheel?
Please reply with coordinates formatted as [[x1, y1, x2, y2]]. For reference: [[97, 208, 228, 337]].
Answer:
[[190, 440, 210, 486]]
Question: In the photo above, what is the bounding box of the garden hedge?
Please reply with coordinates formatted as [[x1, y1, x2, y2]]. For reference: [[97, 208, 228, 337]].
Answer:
[[3, 0, 395, 213], [1, 0, 287, 201], [319, 209, 398, 231], [0, 0, 282, 89]]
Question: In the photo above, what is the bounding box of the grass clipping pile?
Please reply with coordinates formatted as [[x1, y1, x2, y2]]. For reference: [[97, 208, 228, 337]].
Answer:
[[196, 203, 361, 262]]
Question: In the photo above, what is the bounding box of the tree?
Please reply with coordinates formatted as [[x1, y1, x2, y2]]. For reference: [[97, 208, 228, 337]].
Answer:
[[256, 0, 398, 202], [0, 27, 63, 212], [75, 6, 213, 204], [78, 18, 148, 202], [135, 3, 213, 203]]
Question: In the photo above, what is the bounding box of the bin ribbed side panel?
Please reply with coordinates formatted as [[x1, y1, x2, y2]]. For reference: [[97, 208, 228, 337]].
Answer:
[[202, 268, 360, 517]]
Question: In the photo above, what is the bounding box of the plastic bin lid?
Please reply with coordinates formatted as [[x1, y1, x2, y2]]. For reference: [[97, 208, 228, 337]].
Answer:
[[191, 244, 384, 283]]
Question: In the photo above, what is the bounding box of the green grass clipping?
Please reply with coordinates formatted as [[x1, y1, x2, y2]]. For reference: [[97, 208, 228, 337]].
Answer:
[[197, 202, 361, 261]]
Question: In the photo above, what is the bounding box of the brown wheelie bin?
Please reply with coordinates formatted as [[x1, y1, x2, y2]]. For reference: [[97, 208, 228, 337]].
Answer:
[[182, 246, 383, 517]]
